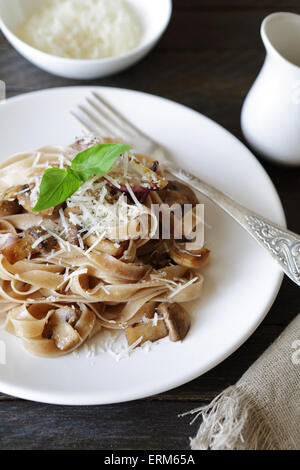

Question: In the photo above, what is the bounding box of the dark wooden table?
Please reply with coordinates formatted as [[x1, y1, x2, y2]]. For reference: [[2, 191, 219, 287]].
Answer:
[[0, 0, 299, 450]]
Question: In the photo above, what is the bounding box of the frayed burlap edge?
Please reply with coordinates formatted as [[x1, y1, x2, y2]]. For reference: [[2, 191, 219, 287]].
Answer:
[[180, 384, 281, 450]]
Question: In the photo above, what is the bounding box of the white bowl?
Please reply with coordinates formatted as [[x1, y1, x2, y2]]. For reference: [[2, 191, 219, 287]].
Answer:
[[0, 0, 172, 80]]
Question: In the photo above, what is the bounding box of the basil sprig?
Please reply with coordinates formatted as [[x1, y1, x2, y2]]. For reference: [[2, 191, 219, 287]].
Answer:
[[33, 143, 132, 212]]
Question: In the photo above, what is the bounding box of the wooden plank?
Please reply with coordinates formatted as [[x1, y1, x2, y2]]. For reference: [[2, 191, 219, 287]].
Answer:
[[0, 399, 203, 450], [160, 11, 266, 50], [0, 43, 263, 99], [0, 322, 294, 449], [174, 0, 300, 10]]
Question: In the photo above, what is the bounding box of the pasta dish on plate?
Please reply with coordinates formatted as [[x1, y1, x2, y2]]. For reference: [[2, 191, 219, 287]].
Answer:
[[0, 137, 210, 357]]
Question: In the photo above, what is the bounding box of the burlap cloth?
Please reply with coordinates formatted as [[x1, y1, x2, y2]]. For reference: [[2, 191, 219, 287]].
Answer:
[[181, 314, 300, 450]]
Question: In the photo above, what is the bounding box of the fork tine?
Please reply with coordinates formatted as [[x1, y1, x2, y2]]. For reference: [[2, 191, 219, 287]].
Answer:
[[87, 97, 136, 138], [92, 92, 152, 139], [79, 105, 114, 137], [72, 92, 161, 155], [85, 98, 137, 142], [71, 111, 99, 136]]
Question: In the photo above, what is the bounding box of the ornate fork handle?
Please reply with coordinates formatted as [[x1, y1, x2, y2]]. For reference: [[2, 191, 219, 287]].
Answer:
[[168, 166, 300, 286]]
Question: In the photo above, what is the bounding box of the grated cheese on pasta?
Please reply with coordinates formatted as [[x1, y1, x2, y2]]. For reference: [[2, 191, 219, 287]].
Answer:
[[168, 277, 199, 299], [67, 179, 144, 241]]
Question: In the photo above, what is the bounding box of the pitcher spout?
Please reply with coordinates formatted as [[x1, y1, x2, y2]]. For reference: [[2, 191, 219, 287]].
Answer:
[[261, 12, 300, 71], [241, 12, 300, 165]]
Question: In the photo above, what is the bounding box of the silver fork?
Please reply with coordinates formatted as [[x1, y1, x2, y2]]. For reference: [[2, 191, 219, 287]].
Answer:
[[72, 92, 300, 287]]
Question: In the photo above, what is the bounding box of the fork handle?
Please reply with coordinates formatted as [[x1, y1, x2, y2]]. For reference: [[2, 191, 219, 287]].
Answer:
[[168, 166, 300, 287]]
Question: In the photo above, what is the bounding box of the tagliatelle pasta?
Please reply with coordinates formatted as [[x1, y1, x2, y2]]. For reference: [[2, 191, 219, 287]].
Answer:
[[0, 137, 210, 357]]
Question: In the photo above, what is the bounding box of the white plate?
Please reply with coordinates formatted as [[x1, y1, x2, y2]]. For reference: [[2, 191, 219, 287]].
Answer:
[[0, 87, 285, 405]]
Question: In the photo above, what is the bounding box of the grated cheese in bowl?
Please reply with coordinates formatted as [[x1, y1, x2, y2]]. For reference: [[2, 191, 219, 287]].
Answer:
[[16, 0, 142, 60]]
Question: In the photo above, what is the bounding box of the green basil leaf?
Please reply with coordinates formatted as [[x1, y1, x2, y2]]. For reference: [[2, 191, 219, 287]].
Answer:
[[32, 167, 82, 212], [71, 143, 132, 182]]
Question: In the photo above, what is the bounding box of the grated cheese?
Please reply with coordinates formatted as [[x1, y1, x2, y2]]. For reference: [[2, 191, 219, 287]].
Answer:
[[105, 175, 121, 189], [59, 208, 69, 234], [46, 296, 59, 302], [16, 0, 142, 60], [77, 234, 85, 250], [102, 285, 110, 295], [168, 277, 199, 299], [128, 336, 144, 351], [140, 313, 163, 327], [46, 249, 65, 261], [41, 225, 74, 254], [125, 182, 143, 208], [15, 187, 31, 196], [33, 152, 41, 166], [67, 179, 143, 242], [65, 268, 88, 282], [75, 329, 161, 361], [29, 176, 41, 207], [85, 233, 105, 255], [31, 234, 52, 250], [153, 313, 159, 327]]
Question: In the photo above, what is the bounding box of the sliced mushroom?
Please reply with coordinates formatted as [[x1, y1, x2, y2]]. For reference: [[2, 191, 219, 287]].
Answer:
[[26, 227, 58, 253], [159, 181, 199, 207], [33, 205, 61, 218], [64, 207, 82, 246], [0, 184, 32, 216], [0, 227, 58, 264], [86, 235, 129, 257], [149, 251, 172, 269], [0, 199, 22, 217], [20, 186, 61, 218], [23, 305, 96, 357], [42, 307, 80, 351], [9, 184, 33, 209], [63, 207, 83, 246], [130, 301, 158, 324], [169, 246, 210, 269], [0, 233, 19, 250], [158, 302, 190, 342], [137, 240, 172, 268], [66, 223, 80, 246], [2, 184, 60, 217], [125, 320, 168, 347], [0, 236, 31, 264], [125, 302, 168, 347], [107, 156, 168, 194], [136, 239, 160, 257], [135, 153, 164, 175], [64, 206, 82, 219]]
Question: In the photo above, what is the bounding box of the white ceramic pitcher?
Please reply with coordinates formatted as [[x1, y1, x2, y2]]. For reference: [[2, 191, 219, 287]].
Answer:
[[241, 12, 300, 165]]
